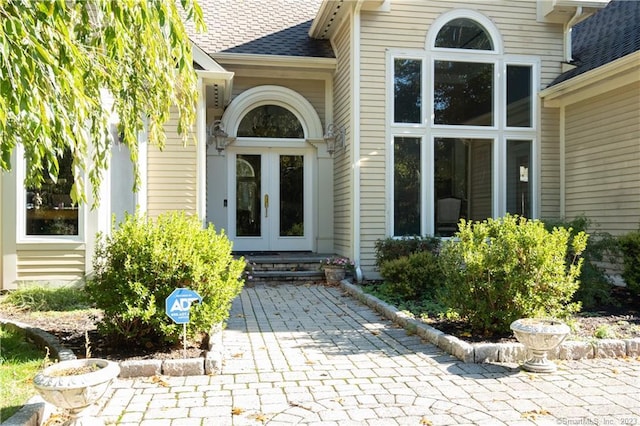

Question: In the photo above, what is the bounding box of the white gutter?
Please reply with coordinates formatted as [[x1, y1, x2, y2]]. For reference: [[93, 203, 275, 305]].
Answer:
[[352, 1, 363, 282], [213, 53, 336, 70]]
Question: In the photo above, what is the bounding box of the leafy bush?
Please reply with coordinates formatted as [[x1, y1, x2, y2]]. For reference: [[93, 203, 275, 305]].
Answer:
[[374, 236, 440, 267], [378, 251, 443, 300], [543, 215, 619, 308], [439, 214, 587, 336], [86, 211, 246, 346], [619, 228, 640, 295]]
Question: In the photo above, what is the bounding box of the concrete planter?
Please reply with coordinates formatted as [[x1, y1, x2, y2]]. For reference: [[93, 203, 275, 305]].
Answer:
[[33, 358, 120, 425], [510, 318, 570, 373], [324, 266, 346, 285]]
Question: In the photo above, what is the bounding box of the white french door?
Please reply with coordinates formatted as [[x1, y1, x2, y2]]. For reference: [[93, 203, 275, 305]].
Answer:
[[228, 148, 312, 252]]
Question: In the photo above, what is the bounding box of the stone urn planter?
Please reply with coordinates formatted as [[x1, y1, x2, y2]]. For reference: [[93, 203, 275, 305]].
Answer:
[[33, 358, 120, 425], [323, 266, 346, 285], [510, 318, 570, 373]]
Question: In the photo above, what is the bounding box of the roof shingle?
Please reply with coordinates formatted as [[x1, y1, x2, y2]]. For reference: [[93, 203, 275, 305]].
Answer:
[[550, 0, 640, 86], [187, 0, 334, 58]]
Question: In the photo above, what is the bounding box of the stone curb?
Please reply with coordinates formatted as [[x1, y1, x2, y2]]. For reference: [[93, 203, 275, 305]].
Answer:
[[0, 317, 223, 379], [339, 280, 640, 363]]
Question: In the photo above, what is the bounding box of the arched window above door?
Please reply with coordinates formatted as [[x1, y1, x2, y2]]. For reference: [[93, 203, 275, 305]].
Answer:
[[237, 105, 304, 138]]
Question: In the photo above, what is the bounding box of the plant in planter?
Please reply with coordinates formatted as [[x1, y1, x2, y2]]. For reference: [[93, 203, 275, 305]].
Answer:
[[320, 256, 355, 285], [33, 358, 120, 426]]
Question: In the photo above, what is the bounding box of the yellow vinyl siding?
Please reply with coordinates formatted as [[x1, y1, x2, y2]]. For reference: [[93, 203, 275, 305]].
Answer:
[[333, 17, 353, 256], [232, 78, 326, 126], [564, 83, 640, 235], [16, 246, 85, 282], [354, 1, 565, 271], [540, 107, 561, 219], [147, 107, 198, 218]]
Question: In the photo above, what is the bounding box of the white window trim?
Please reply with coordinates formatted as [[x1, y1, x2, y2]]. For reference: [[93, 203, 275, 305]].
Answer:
[[386, 12, 539, 237], [15, 145, 85, 244]]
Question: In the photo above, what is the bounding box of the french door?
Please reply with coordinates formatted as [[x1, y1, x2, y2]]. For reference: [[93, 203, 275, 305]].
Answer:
[[228, 148, 312, 251]]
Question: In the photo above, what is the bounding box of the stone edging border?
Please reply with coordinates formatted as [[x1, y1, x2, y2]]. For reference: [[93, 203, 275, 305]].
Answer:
[[339, 280, 640, 363]]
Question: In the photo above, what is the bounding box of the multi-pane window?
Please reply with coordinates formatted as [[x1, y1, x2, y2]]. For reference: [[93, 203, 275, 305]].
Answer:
[[25, 149, 79, 236], [389, 13, 536, 237]]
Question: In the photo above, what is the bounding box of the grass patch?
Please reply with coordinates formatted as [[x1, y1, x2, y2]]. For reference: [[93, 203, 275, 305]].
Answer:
[[2, 285, 92, 311], [0, 326, 47, 422]]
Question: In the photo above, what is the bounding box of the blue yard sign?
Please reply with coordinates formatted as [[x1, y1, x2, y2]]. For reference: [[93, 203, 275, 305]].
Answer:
[[166, 288, 202, 324]]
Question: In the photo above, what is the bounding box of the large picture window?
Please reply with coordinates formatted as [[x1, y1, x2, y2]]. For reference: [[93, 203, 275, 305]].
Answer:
[[25, 149, 79, 236], [388, 11, 537, 237]]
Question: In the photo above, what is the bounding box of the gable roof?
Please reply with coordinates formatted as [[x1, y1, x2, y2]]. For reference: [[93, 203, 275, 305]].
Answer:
[[187, 0, 334, 58], [550, 0, 640, 86]]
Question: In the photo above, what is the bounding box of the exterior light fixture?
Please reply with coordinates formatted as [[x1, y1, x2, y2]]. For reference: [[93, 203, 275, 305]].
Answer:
[[323, 123, 346, 156], [207, 120, 231, 153]]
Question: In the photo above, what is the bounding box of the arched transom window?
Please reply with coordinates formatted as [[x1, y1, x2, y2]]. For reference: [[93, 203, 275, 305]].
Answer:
[[388, 10, 538, 238], [237, 105, 304, 138]]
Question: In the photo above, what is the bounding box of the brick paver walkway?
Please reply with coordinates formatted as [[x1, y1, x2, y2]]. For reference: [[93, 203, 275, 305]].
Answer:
[[95, 284, 640, 425]]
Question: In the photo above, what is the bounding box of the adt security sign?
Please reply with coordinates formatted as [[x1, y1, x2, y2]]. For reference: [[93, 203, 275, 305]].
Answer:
[[166, 288, 202, 324]]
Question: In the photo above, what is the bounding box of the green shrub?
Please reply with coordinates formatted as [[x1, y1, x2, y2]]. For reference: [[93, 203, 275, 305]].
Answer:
[[619, 228, 640, 295], [439, 214, 586, 336], [543, 215, 619, 308], [378, 251, 443, 300], [374, 236, 440, 267], [86, 211, 246, 346]]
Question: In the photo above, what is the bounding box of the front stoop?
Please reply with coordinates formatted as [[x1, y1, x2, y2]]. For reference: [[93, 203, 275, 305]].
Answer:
[[241, 252, 331, 284], [340, 281, 640, 364]]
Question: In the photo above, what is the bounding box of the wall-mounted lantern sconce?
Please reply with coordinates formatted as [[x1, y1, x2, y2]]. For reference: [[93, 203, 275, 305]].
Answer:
[[324, 123, 346, 156], [207, 120, 231, 153]]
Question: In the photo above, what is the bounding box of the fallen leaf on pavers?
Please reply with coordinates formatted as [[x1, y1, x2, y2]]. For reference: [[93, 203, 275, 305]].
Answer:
[[612, 368, 620, 374], [332, 398, 344, 405], [289, 401, 312, 411], [521, 409, 550, 420], [231, 407, 245, 415], [259, 346, 267, 351], [236, 314, 245, 318], [232, 352, 244, 358], [420, 417, 433, 425], [371, 330, 381, 336], [43, 413, 70, 425], [305, 360, 315, 365], [149, 375, 169, 387], [248, 413, 268, 423], [527, 373, 537, 380]]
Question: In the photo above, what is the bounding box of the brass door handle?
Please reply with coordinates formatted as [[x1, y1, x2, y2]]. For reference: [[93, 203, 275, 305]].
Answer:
[[264, 194, 269, 218]]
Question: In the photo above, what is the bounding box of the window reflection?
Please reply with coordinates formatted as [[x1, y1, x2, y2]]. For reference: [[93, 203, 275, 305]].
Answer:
[[394, 137, 421, 236], [25, 149, 78, 236], [237, 105, 304, 138], [394, 59, 422, 124]]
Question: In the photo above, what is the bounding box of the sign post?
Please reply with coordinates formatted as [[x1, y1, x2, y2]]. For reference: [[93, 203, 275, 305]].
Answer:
[[166, 288, 202, 357]]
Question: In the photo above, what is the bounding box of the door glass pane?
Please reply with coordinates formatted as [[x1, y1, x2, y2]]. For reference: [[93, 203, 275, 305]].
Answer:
[[394, 137, 421, 236], [434, 61, 493, 126], [279, 155, 304, 236], [394, 59, 422, 124], [507, 65, 532, 127], [236, 155, 261, 237], [507, 140, 532, 217], [434, 138, 492, 236]]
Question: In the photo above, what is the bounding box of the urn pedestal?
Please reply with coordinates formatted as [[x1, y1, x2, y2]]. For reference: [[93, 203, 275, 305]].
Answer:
[[510, 318, 570, 373], [33, 358, 120, 426]]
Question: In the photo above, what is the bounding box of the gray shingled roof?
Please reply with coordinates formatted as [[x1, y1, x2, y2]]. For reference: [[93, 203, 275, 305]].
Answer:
[[187, 0, 334, 58], [550, 0, 640, 86]]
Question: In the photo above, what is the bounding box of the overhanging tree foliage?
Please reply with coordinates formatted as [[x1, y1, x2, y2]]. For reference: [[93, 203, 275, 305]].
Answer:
[[0, 0, 204, 205]]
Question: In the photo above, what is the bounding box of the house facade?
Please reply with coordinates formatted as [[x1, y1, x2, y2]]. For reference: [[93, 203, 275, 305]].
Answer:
[[2, 0, 637, 289]]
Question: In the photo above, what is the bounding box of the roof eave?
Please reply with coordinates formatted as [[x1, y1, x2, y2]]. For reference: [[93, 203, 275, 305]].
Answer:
[[540, 51, 640, 107], [212, 52, 337, 70]]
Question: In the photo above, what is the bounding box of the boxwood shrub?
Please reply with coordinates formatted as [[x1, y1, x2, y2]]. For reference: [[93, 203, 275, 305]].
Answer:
[[439, 214, 587, 336], [86, 211, 246, 346], [620, 228, 640, 295]]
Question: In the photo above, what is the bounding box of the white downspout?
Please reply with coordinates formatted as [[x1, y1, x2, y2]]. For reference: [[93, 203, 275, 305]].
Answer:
[[352, 1, 364, 282], [564, 7, 583, 63], [559, 105, 566, 218]]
